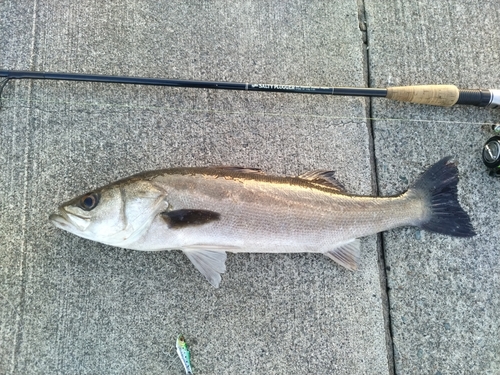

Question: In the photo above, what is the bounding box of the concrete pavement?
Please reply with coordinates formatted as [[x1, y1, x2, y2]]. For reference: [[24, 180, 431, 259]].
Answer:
[[1, 1, 498, 374]]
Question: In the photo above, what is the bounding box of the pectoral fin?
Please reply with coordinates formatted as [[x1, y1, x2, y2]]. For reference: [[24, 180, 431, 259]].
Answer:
[[183, 249, 227, 287], [323, 239, 360, 271], [161, 209, 220, 229]]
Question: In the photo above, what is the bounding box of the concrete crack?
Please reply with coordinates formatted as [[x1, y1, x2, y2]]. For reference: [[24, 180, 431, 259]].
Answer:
[[357, 1, 396, 375]]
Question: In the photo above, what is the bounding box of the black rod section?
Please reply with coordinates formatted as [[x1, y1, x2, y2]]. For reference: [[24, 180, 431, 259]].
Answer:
[[0, 69, 388, 97], [456, 89, 492, 107]]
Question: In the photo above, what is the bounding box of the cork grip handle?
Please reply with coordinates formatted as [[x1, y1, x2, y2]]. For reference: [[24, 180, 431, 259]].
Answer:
[[386, 85, 459, 106]]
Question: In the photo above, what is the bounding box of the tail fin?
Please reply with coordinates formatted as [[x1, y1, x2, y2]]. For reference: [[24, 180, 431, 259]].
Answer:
[[409, 157, 475, 237]]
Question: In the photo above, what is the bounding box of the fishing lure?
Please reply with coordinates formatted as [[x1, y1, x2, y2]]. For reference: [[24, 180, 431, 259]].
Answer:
[[176, 335, 193, 374]]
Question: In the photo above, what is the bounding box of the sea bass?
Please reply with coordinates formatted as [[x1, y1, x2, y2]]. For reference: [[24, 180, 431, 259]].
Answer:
[[50, 157, 475, 287]]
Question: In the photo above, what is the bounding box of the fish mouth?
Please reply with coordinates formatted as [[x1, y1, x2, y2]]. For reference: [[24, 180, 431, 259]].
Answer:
[[49, 212, 72, 230], [49, 209, 90, 233]]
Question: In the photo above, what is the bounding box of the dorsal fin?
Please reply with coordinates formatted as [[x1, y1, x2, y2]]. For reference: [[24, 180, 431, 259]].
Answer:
[[299, 170, 346, 191], [211, 166, 263, 174]]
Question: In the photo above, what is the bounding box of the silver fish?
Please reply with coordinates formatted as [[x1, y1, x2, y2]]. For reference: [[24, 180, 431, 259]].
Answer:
[[50, 157, 475, 287]]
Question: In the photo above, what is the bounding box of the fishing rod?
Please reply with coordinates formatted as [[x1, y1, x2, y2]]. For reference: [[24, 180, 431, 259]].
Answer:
[[2, 69, 499, 177], [0, 69, 499, 109]]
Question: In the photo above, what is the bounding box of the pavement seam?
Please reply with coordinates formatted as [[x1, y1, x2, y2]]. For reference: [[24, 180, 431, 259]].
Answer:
[[356, 1, 396, 374], [11, 0, 39, 373], [11, 87, 31, 374]]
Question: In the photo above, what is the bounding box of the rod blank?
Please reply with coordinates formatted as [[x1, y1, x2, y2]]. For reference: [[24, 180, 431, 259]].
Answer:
[[0, 69, 498, 108]]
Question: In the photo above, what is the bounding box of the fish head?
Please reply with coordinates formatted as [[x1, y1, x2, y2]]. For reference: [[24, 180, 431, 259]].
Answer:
[[49, 177, 167, 247]]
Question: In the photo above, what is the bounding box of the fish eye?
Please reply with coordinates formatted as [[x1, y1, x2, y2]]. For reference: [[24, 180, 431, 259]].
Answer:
[[79, 193, 100, 211]]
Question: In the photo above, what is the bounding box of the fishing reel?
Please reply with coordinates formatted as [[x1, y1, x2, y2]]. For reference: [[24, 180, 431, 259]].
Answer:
[[483, 126, 500, 176]]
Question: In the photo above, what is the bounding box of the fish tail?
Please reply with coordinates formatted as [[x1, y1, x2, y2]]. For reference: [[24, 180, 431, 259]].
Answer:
[[408, 156, 476, 237]]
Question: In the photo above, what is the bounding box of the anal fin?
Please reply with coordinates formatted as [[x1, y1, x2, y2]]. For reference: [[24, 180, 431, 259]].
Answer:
[[323, 239, 360, 271], [183, 248, 227, 287]]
